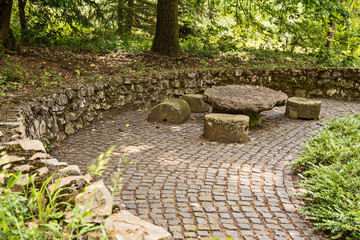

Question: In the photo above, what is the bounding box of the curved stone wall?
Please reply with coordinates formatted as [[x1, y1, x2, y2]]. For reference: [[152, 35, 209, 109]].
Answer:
[[0, 67, 359, 143]]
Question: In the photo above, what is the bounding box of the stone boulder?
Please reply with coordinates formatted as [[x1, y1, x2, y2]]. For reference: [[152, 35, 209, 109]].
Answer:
[[181, 94, 210, 113], [204, 113, 249, 143], [285, 97, 321, 120], [104, 210, 172, 240], [203, 85, 288, 113], [70, 180, 113, 223], [147, 98, 191, 124]]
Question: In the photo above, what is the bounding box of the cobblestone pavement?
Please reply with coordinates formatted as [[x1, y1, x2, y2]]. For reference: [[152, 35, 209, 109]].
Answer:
[[52, 99, 360, 240]]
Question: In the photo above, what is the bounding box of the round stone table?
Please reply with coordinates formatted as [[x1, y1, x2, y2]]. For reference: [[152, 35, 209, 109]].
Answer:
[[203, 85, 288, 126]]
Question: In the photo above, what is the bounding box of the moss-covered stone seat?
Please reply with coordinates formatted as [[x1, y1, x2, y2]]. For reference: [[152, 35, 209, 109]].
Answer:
[[181, 94, 210, 113], [204, 113, 249, 143], [147, 98, 191, 124], [285, 97, 321, 120]]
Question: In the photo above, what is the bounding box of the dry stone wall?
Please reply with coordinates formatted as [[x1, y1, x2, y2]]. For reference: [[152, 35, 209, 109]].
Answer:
[[0, 67, 359, 143]]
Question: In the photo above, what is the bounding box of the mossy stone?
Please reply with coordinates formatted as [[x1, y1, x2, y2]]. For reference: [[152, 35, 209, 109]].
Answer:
[[204, 113, 249, 143], [285, 97, 321, 120], [181, 94, 210, 113], [148, 98, 191, 124]]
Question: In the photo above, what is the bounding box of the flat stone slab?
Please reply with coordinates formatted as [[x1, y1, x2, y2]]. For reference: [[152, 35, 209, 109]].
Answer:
[[204, 113, 249, 143], [181, 94, 210, 113], [104, 210, 172, 240], [285, 97, 321, 120], [147, 98, 191, 124], [203, 85, 288, 114]]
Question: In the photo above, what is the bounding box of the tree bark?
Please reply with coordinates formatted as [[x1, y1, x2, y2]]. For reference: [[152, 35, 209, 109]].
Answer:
[[117, 0, 124, 34], [326, 14, 336, 50], [0, 0, 13, 44], [124, 0, 134, 33], [18, 0, 28, 43], [151, 0, 181, 57]]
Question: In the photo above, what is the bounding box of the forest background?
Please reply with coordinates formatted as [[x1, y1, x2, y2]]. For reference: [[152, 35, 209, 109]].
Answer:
[[0, 0, 359, 98]]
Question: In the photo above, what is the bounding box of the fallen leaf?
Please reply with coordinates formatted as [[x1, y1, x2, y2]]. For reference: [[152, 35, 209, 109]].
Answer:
[[126, 124, 130, 127]]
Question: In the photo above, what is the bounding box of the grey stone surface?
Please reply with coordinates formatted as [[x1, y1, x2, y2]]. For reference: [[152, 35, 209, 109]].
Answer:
[[285, 97, 321, 120], [52, 98, 356, 239], [204, 113, 249, 143], [71, 180, 113, 223], [104, 210, 172, 240], [148, 98, 191, 124], [204, 85, 288, 114], [181, 94, 210, 113]]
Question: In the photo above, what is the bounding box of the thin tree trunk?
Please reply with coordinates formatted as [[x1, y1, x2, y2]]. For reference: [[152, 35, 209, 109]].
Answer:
[[0, 0, 13, 43], [18, 0, 28, 43], [117, 0, 124, 34], [326, 14, 336, 50], [125, 0, 134, 33], [152, 0, 181, 57]]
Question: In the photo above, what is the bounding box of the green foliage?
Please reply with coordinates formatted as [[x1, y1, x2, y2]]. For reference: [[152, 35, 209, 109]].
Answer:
[[299, 161, 360, 239], [293, 114, 360, 239], [291, 114, 360, 172], [88, 146, 115, 178], [0, 160, 106, 239]]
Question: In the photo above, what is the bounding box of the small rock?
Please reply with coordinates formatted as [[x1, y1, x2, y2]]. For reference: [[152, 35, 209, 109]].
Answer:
[[30, 152, 51, 160], [0, 131, 3, 138], [58, 165, 82, 176], [71, 180, 113, 223], [40, 159, 68, 167], [104, 210, 172, 240], [6, 140, 46, 153], [0, 155, 25, 167], [13, 164, 33, 172], [48, 174, 91, 192], [37, 167, 49, 176]]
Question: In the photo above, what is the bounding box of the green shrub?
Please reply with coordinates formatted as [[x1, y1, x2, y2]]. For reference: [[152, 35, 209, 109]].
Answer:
[[291, 114, 360, 172], [299, 161, 360, 239], [293, 114, 360, 239]]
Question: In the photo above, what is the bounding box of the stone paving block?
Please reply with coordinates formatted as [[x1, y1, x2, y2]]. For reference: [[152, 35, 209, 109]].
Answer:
[[52, 99, 352, 240]]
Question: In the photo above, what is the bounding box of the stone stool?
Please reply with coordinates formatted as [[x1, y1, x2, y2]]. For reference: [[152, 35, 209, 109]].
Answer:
[[204, 113, 249, 143], [285, 97, 321, 120], [147, 98, 191, 124], [181, 94, 210, 113]]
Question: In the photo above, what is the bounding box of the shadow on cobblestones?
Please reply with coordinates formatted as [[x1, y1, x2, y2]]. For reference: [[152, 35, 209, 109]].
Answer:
[[52, 99, 360, 240]]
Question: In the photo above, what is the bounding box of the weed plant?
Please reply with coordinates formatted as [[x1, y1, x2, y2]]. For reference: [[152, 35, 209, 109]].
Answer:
[[292, 114, 360, 239]]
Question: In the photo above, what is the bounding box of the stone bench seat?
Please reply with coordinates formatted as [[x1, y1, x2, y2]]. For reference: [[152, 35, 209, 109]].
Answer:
[[147, 98, 191, 124], [204, 113, 249, 143], [285, 97, 321, 120]]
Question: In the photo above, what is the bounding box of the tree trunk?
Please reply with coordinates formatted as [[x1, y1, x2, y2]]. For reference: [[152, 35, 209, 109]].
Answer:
[[124, 0, 134, 33], [117, 0, 124, 34], [326, 14, 336, 50], [0, 0, 13, 44], [18, 0, 28, 43], [152, 0, 181, 57]]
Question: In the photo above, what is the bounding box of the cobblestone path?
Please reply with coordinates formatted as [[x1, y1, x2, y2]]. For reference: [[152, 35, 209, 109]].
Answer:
[[52, 99, 360, 240]]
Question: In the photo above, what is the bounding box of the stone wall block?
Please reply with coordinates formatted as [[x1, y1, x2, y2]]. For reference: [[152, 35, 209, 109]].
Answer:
[[87, 85, 95, 96], [57, 94, 68, 106]]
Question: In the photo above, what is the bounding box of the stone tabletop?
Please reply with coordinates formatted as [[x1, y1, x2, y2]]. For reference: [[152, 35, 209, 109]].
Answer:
[[203, 85, 288, 114]]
